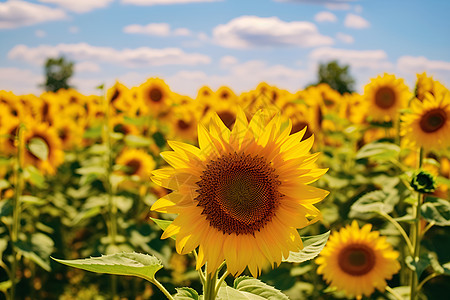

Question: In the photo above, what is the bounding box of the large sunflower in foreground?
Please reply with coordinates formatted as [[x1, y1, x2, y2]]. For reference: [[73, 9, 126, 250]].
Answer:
[[401, 92, 450, 151], [151, 108, 329, 277], [364, 74, 410, 121], [316, 221, 400, 299]]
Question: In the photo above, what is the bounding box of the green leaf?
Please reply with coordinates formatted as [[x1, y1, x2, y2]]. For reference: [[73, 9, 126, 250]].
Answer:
[[52, 252, 163, 282], [83, 125, 102, 139], [0, 239, 8, 257], [0, 281, 12, 292], [124, 116, 149, 126], [283, 231, 330, 263], [356, 142, 400, 161], [27, 137, 49, 161], [152, 131, 166, 148], [429, 253, 450, 275], [76, 166, 106, 176], [233, 276, 289, 300], [150, 218, 176, 240], [21, 195, 47, 206], [405, 253, 432, 279], [23, 166, 46, 188], [0, 198, 13, 217], [349, 190, 399, 219], [0, 179, 10, 190], [421, 197, 450, 226], [15, 232, 54, 272], [217, 286, 265, 300], [174, 287, 199, 300], [124, 135, 152, 147]]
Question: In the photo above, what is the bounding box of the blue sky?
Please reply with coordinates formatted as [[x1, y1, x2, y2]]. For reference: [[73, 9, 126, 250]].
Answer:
[[1, 0, 450, 96]]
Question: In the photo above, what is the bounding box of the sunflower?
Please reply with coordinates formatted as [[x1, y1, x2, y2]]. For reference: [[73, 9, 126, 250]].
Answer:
[[316, 221, 400, 299], [364, 74, 410, 122], [415, 73, 449, 102], [116, 148, 156, 180], [107, 81, 131, 113], [139, 78, 173, 117], [151, 108, 329, 276], [401, 92, 450, 151], [215, 86, 237, 102], [23, 121, 64, 175]]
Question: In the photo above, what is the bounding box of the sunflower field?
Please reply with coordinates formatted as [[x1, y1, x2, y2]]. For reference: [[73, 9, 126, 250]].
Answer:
[[0, 72, 449, 300]]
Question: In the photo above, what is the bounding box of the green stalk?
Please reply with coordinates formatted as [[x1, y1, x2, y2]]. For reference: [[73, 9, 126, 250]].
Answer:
[[150, 279, 174, 300], [10, 124, 24, 300], [102, 88, 118, 299], [410, 147, 424, 300], [204, 269, 217, 300]]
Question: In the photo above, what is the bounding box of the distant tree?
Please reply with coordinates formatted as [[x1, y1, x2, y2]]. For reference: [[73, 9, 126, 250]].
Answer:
[[309, 60, 355, 94], [42, 57, 74, 92]]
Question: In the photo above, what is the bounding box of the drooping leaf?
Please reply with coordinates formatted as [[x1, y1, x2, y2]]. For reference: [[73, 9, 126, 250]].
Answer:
[[174, 287, 200, 300], [356, 142, 400, 161], [217, 286, 265, 300], [15, 232, 54, 271], [405, 253, 433, 279], [23, 165, 47, 188], [0, 179, 10, 190], [83, 125, 102, 139], [283, 231, 330, 263], [124, 135, 152, 147], [0, 281, 12, 292], [52, 252, 163, 282], [421, 197, 450, 226], [233, 276, 289, 300], [28, 137, 49, 161], [349, 189, 399, 219]]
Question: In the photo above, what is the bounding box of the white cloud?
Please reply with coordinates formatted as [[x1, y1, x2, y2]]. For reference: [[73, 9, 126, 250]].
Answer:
[[123, 23, 171, 36], [167, 60, 308, 97], [0, 67, 42, 95], [8, 43, 211, 67], [344, 13, 370, 29], [219, 55, 238, 68], [309, 47, 392, 70], [35, 30, 46, 38], [121, 0, 221, 5], [123, 23, 192, 36], [0, 0, 66, 29], [397, 56, 450, 72], [213, 16, 333, 48], [174, 28, 191, 36], [336, 32, 354, 44], [314, 11, 337, 23], [275, 0, 356, 10], [75, 61, 101, 73], [69, 26, 79, 34], [38, 0, 113, 13]]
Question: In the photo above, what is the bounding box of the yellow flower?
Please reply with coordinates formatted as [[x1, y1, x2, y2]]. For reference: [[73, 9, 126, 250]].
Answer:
[[415, 73, 449, 102], [23, 121, 64, 175], [364, 74, 410, 121], [151, 108, 329, 277], [116, 148, 156, 180], [316, 220, 400, 299], [107, 81, 132, 113], [401, 92, 450, 151], [138, 78, 173, 116]]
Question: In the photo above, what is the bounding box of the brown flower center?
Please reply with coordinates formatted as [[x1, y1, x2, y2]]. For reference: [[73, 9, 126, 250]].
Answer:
[[419, 108, 447, 133], [291, 121, 313, 141], [177, 119, 191, 131], [125, 159, 141, 175], [196, 153, 282, 235], [218, 110, 236, 130], [338, 244, 376, 276], [375, 86, 396, 109], [149, 88, 163, 103]]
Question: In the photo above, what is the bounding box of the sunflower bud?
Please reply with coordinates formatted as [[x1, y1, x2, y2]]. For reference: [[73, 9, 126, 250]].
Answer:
[[410, 170, 436, 193]]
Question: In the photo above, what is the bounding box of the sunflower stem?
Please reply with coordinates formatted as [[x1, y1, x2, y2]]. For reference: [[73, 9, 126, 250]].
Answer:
[[386, 286, 403, 300], [10, 124, 24, 300], [192, 250, 206, 285], [417, 273, 440, 292], [410, 147, 424, 300], [214, 270, 229, 299], [102, 86, 118, 299], [150, 278, 174, 300], [377, 211, 413, 255], [203, 265, 217, 300]]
